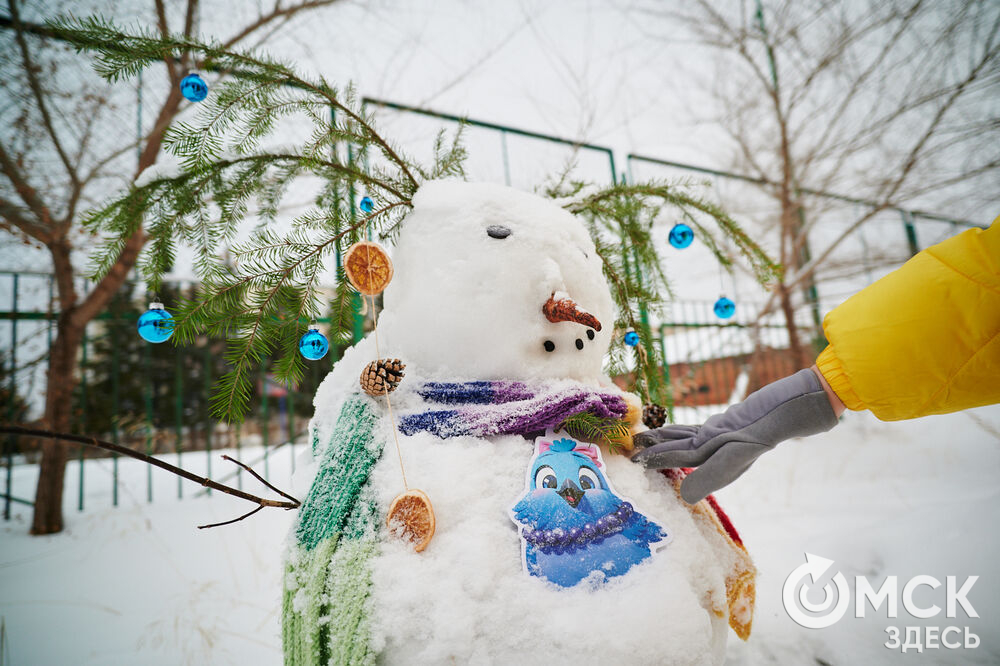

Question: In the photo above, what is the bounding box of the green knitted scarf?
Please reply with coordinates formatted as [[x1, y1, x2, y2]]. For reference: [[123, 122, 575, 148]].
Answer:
[[282, 395, 384, 666]]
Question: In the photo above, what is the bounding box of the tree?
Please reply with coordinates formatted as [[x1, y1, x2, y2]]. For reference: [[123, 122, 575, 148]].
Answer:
[[51, 16, 777, 459], [638, 0, 1000, 366], [80, 280, 332, 448], [0, 0, 344, 535]]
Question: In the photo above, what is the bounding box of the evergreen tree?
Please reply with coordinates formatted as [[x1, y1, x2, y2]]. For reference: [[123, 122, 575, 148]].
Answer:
[[53, 15, 779, 422]]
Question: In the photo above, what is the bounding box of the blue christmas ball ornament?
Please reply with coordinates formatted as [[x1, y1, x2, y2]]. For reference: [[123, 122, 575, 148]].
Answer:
[[359, 196, 374, 213], [180, 73, 208, 102], [714, 296, 736, 319], [623, 329, 640, 347], [299, 325, 329, 360], [668, 223, 694, 249], [137, 302, 174, 343]]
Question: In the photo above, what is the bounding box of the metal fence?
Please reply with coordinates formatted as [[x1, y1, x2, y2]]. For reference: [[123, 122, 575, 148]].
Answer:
[[1, 272, 343, 518], [3, 99, 984, 519], [658, 300, 800, 423], [625, 153, 984, 318]]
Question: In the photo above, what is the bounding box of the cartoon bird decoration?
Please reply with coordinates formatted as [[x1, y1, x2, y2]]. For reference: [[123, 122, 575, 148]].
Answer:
[[511, 437, 669, 587]]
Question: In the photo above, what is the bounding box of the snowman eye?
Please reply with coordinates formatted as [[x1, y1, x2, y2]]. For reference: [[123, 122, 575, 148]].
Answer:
[[487, 225, 511, 239], [578, 467, 601, 490], [534, 466, 557, 489]]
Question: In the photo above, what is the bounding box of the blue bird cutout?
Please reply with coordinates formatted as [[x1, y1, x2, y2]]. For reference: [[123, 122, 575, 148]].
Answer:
[[510, 436, 670, 587]]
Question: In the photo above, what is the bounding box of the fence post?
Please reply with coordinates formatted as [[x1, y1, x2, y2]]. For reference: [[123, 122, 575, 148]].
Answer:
[[144, 338, 153, 503], [175, 345, 183, 499], [902, 210, 920, 256], [111, 312, 120, 506], [78, 313, 88, 512], [288, 385, 295, 474], [261, 360, 270, 479], [500, 131, 512, 186], [203, 341, 212, 493], [3, 274, 18, 520]]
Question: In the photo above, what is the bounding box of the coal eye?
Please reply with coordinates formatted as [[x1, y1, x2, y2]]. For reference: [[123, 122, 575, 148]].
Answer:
[[534, 466, 557, 489], [579, 467, 600, 490], [487, 225, 511, 239]]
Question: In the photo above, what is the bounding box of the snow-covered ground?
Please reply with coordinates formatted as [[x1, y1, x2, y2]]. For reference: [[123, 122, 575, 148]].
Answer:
[[2, 404, 999, 665]]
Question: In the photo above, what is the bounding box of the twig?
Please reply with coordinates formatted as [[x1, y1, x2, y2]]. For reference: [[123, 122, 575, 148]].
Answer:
[[0, 426, 301, 522], [220, 454, 299, 504], [198, 504, 264, 529], [192, 429, 305, 498]]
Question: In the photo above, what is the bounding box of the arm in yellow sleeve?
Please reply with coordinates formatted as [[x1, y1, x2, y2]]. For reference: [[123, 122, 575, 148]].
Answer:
[[816, 220, 1000, 421]]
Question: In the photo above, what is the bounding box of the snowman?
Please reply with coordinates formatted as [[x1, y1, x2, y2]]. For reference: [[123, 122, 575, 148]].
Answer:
[[282, 181, 755, 666]]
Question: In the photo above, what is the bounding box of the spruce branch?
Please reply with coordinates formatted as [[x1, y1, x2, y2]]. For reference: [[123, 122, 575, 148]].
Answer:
[[558, 412, 631, 453], [562, 180, 779, 406], [47, 14, 420, 190], [56, 15, 776, 425], [566, 181, 781, 285]]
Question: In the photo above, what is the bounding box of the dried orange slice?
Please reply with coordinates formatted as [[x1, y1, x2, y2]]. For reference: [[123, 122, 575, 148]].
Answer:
[[344, 241, 393, 296], [386, 489, 435, 552]]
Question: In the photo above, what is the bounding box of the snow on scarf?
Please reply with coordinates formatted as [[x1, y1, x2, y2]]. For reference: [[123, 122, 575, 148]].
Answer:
[[398, 380, 628, 439]]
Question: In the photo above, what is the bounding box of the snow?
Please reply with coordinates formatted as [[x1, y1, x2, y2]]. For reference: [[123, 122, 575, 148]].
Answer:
[[287, 181, 734, 663], [1, 443, 303, 666], [361, 407, 730, 665], [134, 159, 183, 189], [4, 180, 998, 664], [375, 180, 615, 383], [3, 406, 999, 664]]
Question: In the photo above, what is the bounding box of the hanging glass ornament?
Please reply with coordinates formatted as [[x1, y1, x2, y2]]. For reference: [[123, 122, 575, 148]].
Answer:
[[668, 223, 694, 249], [299, 324, 330, 360], [137, 302, 174, 343], [359, 196, 375, 213], [623, 329, 640, 347], [179, 72, 209, 102], [714, 296, 736, 319]]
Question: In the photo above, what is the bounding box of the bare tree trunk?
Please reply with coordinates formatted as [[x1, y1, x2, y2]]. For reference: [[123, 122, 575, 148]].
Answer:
[[776, 281, 808, 370], [8, 0, 345, 534], [27, 74, 181, 533], [31, 318, 83, 533]]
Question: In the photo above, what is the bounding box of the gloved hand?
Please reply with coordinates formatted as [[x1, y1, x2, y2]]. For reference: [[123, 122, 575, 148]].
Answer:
[[631, 369, 839, 503]]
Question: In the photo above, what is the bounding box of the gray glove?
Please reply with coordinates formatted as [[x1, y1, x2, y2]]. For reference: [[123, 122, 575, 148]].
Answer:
[[631, 369, 839, 503]]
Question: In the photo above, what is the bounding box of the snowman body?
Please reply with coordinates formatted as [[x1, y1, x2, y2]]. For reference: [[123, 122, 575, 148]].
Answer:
[[283, 182, 739, 666]]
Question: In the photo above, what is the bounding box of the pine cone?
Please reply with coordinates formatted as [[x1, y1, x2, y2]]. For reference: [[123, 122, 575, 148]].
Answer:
[[642, 403, 667, 429], [360, 358, 406, 397]]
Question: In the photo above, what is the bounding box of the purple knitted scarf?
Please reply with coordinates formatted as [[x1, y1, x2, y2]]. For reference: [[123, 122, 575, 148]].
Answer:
[[398, 380, 628, 439]]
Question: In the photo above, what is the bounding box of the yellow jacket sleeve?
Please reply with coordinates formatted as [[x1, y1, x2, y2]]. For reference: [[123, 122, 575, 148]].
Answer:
[[816, 220, 1000, 421]]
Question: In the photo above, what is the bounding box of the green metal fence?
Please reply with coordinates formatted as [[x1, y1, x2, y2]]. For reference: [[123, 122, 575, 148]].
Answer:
[[4, 98, 983, 520], [0, 272, 346, 518]]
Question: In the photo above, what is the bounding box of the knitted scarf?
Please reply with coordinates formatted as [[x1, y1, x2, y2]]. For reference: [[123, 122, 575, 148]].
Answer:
[[398, 380, 629, 439]]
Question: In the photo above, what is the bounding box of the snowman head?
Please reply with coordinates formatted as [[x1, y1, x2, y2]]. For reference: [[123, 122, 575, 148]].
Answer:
[[378, 181, 615, 383]]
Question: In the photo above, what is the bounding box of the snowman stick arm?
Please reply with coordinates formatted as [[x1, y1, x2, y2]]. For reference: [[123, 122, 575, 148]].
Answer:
[[221, 454, 300, 504], [0, 426, 301, 516], [197, 504, 265, 529]]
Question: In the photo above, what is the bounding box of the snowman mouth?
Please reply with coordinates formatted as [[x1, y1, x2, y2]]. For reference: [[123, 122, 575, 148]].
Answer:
[[542, 293, 602, 331]]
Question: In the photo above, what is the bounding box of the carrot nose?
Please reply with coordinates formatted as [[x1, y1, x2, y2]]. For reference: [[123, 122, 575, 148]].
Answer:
[[542, 293, 602, 331]]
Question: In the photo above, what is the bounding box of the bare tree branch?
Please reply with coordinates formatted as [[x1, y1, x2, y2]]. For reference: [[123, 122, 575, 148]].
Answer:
[[0, 193, 50, 243], [8, 0, 78, 190], [154, 0, 179, 84], [0, 138, 53, 229], [0, 425, 301, 512], [219, 0, 341, 51]]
